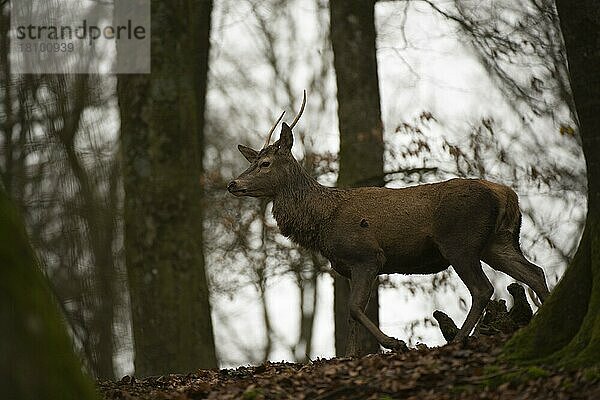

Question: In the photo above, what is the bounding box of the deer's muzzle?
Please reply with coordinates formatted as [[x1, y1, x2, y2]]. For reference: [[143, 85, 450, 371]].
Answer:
[[227, 180, 247, 196]]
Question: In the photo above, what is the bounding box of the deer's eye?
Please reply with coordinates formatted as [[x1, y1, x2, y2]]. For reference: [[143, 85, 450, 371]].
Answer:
[[260, 161, 271, 168]]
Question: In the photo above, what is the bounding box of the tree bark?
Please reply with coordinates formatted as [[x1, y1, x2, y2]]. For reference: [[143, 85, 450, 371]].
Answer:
[[503, 0, 600, 367], [117, 0, 217, 375], [0, 188, 98, 400], [330, 0, 383, 357]]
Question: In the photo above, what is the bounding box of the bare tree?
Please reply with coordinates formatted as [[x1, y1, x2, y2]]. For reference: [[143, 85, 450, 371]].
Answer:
[[117, 0, 217, 375], [505, 0, 600, 367], [330, 0, 383, 357], [1, 4, 122, 376]]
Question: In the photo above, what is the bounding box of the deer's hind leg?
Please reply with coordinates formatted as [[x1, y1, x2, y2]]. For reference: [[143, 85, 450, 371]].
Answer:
[[483, 235, 549, 303], [432, 206, 495, 342], [445, 254, 494, 342]]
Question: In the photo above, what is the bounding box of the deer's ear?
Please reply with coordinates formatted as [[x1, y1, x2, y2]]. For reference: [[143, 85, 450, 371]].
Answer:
[[238, 145, 258, 162], [279, 122, 293, 152]]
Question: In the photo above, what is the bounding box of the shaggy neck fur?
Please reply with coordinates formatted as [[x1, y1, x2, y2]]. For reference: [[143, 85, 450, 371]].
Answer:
[[271, 161, 344, 250]]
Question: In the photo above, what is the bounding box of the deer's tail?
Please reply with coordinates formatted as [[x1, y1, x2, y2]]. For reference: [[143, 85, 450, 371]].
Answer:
[[481, 180, 522, 246], [502, 187, 523, 250]]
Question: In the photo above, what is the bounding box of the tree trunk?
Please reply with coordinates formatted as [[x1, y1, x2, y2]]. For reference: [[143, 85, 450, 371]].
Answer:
[[330, 0, 384, 357], [0, 188, 98, 400], [503, 0, 600, 367], [60, 99, 117, 379], [117, 0, 217, 375]]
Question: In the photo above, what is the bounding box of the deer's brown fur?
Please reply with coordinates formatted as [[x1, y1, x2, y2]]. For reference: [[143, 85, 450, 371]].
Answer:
[[228, 115, 549, 356]]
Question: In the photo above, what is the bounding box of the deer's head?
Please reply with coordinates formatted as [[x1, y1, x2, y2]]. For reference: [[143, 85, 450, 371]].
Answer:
[[227, 91, 306, 198]]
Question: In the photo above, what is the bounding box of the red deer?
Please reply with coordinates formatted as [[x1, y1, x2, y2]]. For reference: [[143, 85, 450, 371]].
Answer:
[[227, 92, 550, 356]]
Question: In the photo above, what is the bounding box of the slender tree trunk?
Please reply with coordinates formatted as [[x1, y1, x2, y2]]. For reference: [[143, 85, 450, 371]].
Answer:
[[302, 274, 318, 360], [503, 0, 600, 367], [257, 201, 274, 363], [0, 4, 14, 192], [294, 252, 319, 362], [60, 110, 117, 379], [117, 0, 217, 375], [90, 227, 116, 379], [330, 0, 383, 357]]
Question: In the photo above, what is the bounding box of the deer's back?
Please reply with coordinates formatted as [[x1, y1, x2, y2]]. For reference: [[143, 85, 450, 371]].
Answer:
[[323, 178, 510, 276]]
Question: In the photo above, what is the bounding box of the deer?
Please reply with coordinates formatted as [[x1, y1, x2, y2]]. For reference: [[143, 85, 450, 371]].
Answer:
[[227, 91, 550, 356]]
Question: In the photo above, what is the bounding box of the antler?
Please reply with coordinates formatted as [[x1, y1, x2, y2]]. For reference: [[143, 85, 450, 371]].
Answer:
[[263, 90, 307, 148], [289, 90, 306, 130], [264, 111, 286, 148]]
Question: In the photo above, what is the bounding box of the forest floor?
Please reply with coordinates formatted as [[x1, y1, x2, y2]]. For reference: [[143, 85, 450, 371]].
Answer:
[[98, 334, 600, 400]]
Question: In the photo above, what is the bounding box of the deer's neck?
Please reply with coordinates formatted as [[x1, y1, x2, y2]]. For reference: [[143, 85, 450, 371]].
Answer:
[[271, 166, 341, 251]]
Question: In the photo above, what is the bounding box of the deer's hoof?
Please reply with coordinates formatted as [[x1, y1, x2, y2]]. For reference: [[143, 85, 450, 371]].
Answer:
[[383, 337, 408, 352]]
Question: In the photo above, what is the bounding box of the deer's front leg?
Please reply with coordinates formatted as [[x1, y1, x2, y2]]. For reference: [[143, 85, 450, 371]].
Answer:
[[346, 263, 407, 357]]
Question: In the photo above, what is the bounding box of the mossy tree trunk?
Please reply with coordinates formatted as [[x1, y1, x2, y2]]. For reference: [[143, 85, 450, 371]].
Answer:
[[0, 188, 98, 400], [117, 0, 217, 375], [503, 0, 600, 367], [330, 0, 384, 357]]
